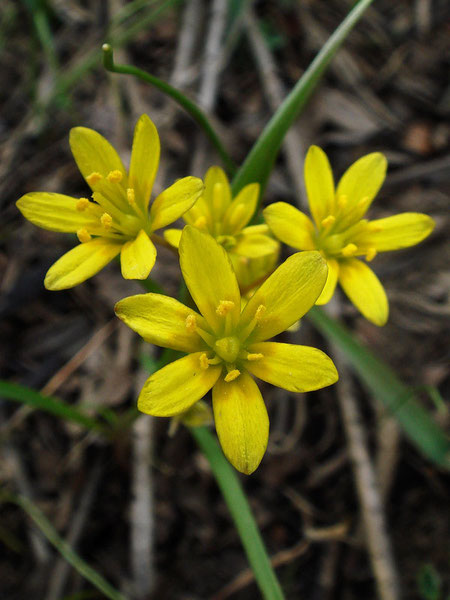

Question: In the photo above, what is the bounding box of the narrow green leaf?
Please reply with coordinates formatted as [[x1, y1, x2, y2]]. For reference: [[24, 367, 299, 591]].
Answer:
[[231, 0, 375, 196], [2, 492, 126, 600], [102, 44, 236, 176], [0, 381, 106, 433], [190, 426, 285, 600], [307, 307, 450, 470]]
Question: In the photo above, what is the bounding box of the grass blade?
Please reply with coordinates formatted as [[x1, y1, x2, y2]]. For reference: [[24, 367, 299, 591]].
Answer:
[[231, 0, 375, 196], [2, 492, 126, 600], [307, 307, 450, 470], [0, 381, 105, 433]]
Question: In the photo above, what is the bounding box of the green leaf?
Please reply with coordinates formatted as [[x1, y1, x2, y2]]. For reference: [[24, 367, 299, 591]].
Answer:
[[190, 426, 285, 600], [307, 307, 450, 470], [417, 564, 442, 600], [1, 491, 126, 600], [0, 381, 106, 434], [231, 0, 375, 197]]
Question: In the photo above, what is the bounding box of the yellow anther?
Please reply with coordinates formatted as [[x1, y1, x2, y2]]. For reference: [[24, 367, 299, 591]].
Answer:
[[255, 304, 266, 320], [107, 170, 123, 183], [246, 353, 264, 362], [321, 215, 336, 228], [199, 353, 210, 370], [100, 212, 113, 230], [185, 314, 197, 332], [194, 216, 207, 229], [77, 228, 91, 243], [337, 195, 348, 209], [86, 172, 103, 185], [216, 300, 235, 316], [76, 197, 90, 211], [127, 188, 136, 207], [365, 247, 377, 262], [341, 243, 358, 257], [224, 369, 240, 383]]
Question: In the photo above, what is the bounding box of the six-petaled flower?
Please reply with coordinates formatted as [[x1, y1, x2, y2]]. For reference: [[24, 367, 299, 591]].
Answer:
[[264, 146, 435, 325], [115, 226, 338, 474], [17, 114, 203, 290]]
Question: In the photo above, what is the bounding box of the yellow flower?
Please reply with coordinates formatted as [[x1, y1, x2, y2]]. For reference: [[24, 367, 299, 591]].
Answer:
[[115, 226, 338, 474], [164, 166, 279, 288], [264, 146, 435, 326], [16, 114, 203, 290]]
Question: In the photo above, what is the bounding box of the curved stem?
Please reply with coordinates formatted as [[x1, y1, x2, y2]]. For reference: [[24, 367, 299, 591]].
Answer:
[[102, 44, 236, 177], [190, 426, 285, 600]]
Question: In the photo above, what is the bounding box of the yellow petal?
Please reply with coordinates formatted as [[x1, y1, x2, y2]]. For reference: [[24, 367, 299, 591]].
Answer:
[[246, 342, 338, 392], [128, 114, 160, 213], [304, 146, 335, 226], [339, 258, 388, 326], [16, 192, 102, 233], [223, 183, 259, 234], [239, 251, 327, 342], [179, 226, 241, 334], [163, 228, 182, 248], [138, 353, 222, 416], [44, 239, 122, 290], [356, 213, 435, 252], [115, 293, 206, 353], [212, 372, 268, 475], [263, 202, 316, 250], [316, 258, 339, 305], [150, 177, 204, 231], [336, 152, 387, 218], [120, 230, 156, 280], [203, 165, 232, 218], [233, 232, 279, 258], [69, 127, 127, 187]]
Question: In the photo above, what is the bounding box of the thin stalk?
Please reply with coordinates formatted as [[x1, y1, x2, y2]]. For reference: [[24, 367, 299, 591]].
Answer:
[[102, 44, 236, 176], [190, 426, 285, 600]]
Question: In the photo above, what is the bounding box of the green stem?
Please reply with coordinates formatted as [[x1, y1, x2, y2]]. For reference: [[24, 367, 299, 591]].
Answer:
[[190, 426, 285, 600], [307, 307, 450, 470], [102, 44, 236, 177]]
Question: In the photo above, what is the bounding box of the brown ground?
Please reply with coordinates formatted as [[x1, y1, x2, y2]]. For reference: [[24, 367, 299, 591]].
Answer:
[[0, 1, 449, 599]]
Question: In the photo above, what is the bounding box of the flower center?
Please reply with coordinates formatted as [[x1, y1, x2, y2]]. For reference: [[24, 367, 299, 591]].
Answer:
[[214, 336, 240, 363]]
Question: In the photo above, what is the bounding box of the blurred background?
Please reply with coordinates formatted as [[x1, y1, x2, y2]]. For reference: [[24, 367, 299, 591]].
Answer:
[[0, 1, 449, 598]]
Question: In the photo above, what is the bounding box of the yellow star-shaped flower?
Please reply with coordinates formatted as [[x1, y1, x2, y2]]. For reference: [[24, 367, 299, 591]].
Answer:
[[16, 114, 203, 290], [164, 166, 279, 289], [264, 146, 435, 326], [115, 226, 338, 475]]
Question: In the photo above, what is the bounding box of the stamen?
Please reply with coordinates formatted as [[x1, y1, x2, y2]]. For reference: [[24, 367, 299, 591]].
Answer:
[[185, 314, 197, 332], [341, 243, 358, 257], [127, 188, 136, 207], [194, 216, 207, 229], [246, 352, 264, 361], [107, 170, 123, 183], [337, 195, 348, 209], [77, 228, 91, 243], [255, 304, 266, 320], [321, 215, 336, 228], [216, 300, 235, 316], [224, 369, 240, 383], [199, 353, 210, 370], [86, 172, 103, 185], [76, 197, 90, 211], [365, 247, 377, 262], [100, 213, 113, 230], [212, 183, 224, 217], [227, 203, 245, 230]]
